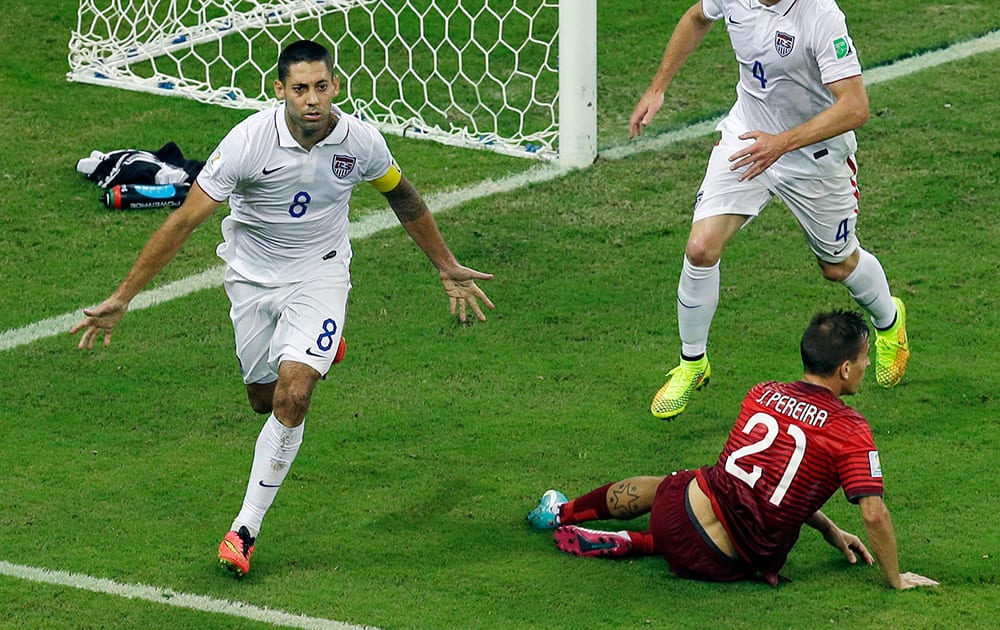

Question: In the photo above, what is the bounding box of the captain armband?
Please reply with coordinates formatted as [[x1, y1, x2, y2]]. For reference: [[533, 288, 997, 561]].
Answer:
[[369, 163, 402, 193]]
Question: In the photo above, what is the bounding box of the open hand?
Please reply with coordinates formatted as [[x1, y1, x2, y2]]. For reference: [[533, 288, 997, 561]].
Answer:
[[729, 130, 790, 181], [69, 298, 128, 349], [440, 268, 494, 323]]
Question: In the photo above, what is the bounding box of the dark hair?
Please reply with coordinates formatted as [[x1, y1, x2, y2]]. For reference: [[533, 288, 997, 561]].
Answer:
[[277, 40, 335, 83], [800, 310, 869, 377]]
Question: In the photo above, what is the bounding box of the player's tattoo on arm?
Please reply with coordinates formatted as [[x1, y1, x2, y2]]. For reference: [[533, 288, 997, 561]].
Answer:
[[609, 481, 644, 518], [383, 176, 428, 223]]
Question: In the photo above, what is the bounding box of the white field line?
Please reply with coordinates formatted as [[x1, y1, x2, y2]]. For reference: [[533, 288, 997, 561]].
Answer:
[[0, 560, 377, 630], [1, 26, 997, 629], [2, 29, 997, 354]]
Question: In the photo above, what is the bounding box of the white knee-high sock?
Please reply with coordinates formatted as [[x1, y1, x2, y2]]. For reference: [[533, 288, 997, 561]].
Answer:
[[677, 256, 720, 358], [232, 413, 304, 538], [841, 248, 896, 329]]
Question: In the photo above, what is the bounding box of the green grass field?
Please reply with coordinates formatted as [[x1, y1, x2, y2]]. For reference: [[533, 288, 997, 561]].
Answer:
[[1, 1, 998, 628]]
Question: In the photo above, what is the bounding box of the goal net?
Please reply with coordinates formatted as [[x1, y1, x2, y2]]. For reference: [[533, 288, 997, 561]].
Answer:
[[67, 0, 596, 165]]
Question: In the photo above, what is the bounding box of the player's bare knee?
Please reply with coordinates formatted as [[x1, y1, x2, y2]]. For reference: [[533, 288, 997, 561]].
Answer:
[[821, 266, 847, 282], [684, 239, 722, 267], [271, 389, 313, 425], [818, 259, 852, 282], [245, 382, 276, 414]]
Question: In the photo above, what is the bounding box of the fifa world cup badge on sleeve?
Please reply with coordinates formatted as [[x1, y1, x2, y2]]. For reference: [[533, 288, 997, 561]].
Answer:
[[834, 37, 851, 59], [868, 451, 883, 478]]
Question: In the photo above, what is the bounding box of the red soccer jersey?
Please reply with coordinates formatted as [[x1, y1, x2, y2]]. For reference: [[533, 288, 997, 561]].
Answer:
[[699, 381, 884, 578]]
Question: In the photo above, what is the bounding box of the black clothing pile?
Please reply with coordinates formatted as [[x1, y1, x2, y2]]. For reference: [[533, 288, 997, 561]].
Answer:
[[76, 141, 204, 188]]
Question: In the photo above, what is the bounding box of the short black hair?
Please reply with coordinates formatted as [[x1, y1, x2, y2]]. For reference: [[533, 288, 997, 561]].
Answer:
[[277, 40, 335, 83], [800, 310, 870, 377]]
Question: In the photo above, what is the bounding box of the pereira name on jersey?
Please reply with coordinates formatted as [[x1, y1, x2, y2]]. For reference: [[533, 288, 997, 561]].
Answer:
[[752, 386, 829, 427], [733, 380, 881, 502], [701, 380, 883, 575], [702, 0, 862, 178], [198, 104, 395, 284]]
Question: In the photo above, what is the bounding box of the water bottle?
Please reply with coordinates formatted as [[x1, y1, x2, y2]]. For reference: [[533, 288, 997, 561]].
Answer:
[[102, 183, 190, 210]]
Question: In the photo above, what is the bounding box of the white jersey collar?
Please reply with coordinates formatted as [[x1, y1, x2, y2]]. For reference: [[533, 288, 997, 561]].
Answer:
[[275, 103, 350, 149], [752, 0, 798, 15]]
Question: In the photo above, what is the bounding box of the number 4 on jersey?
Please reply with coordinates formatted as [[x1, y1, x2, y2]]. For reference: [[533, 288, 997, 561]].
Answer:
[[752, 61, 767, 89]]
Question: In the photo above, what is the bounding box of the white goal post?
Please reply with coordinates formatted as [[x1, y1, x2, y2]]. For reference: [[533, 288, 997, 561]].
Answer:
[[67, 0, 596, 168]]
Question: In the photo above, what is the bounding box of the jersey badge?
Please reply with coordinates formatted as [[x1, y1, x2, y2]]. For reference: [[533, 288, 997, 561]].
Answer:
[[332, 154, 357, 179], [774, 31, 795, 57], [834, 37, 852, 59], [868, 451, 883, 478]]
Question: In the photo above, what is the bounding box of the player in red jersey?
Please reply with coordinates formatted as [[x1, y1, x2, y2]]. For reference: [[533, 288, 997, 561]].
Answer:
[[527, 311, 937, 589]]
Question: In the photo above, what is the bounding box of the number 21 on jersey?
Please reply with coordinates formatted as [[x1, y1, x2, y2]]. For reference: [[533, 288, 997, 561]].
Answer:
[[724, 412, 806, 506]]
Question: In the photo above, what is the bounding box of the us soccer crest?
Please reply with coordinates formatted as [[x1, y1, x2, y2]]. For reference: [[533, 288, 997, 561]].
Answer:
[[332, 154, 356, 179], [774, 31, 795, 57]]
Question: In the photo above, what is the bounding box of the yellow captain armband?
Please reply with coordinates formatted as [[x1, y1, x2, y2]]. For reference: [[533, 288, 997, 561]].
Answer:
[[369, 163, 402, 192]]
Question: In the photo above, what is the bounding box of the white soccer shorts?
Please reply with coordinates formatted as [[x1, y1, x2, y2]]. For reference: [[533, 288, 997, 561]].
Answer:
[[225, 266, 351, 384], [693, 132, 861, 263]]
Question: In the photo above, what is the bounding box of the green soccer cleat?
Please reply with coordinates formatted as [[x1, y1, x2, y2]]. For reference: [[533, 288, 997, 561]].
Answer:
[[650, 357, 711, 419], [874, 297, 909, 388]]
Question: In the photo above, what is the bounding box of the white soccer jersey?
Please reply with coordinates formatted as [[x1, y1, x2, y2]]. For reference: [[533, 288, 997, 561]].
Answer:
[[702, 0, 863, 177], [198, 104, 396, 284]]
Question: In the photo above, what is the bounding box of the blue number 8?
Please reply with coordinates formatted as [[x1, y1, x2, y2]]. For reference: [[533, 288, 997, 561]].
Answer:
[[289, 191, 311, 218], [316, 318, 338, 352]]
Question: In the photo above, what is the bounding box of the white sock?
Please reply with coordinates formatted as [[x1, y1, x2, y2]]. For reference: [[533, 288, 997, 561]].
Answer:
[[677, 256, 720, 358], [841, 248, 896, 329], [232, 413, 304, 538]]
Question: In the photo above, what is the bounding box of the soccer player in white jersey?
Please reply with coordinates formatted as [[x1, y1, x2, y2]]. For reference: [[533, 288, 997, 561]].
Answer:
[[71, 40, 494, 577], [629, 0, 910, 419]]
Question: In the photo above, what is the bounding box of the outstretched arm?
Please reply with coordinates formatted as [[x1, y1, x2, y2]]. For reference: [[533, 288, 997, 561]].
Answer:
[[70, 182, 221, 349], [629, 2, 714, 139], [858, 496, 939, 589], [382, 174, 494, 322]]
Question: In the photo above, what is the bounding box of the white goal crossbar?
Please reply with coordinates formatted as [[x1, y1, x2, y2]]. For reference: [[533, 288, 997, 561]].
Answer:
[[68, 0, 596, 167]]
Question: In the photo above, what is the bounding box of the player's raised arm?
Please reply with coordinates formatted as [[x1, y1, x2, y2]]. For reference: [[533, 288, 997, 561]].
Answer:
[[70, 182, 221, 349], [378, 173, 493, 323]]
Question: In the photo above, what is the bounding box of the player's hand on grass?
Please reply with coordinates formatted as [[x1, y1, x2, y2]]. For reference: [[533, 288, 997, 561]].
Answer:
[[440, 266, 494, 323], [897, 572, 940, 589], [70, 298, 128, 349], [819, 524, 873, 566], [831, 528, 874, 566]]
